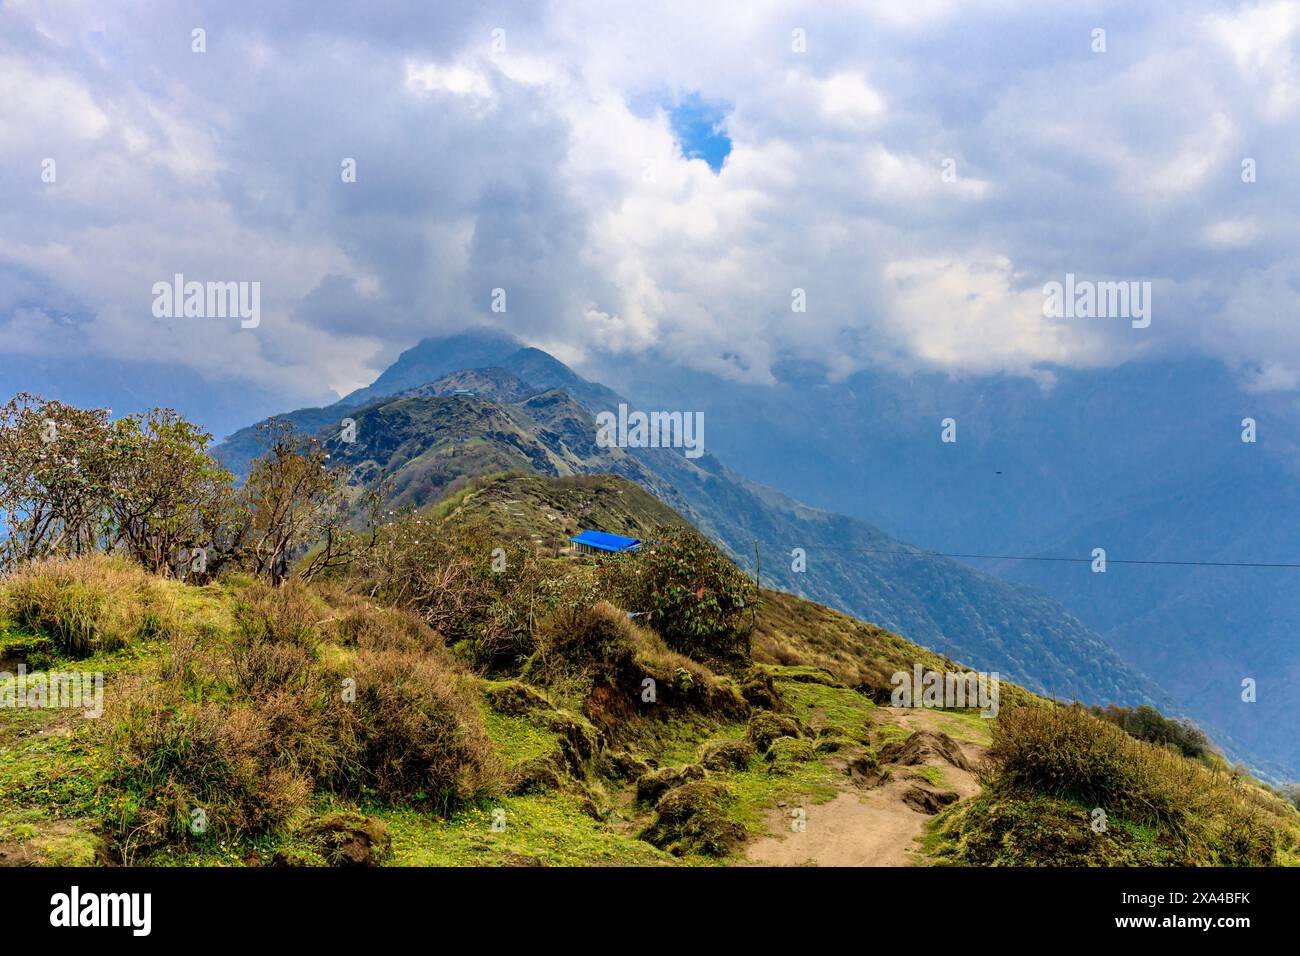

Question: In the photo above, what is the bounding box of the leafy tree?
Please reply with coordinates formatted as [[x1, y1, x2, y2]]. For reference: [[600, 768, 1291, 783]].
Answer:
[[611, 524, 754, 661], [234, 420, 355, 585], [0, 395, 239, 577], [0, 394, 116, 567], [104, 408, 233, 577], [0, 397, 386, 585]]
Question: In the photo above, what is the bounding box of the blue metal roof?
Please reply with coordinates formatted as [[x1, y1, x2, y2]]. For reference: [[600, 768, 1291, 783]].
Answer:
[[570, 530, 641, 553]]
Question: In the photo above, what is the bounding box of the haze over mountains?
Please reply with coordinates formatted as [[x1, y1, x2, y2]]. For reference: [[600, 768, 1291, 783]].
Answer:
[[605, 350, 1300, 781]]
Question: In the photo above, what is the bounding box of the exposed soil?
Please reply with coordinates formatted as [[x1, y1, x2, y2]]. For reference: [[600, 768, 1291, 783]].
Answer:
[[745, 708, 988, 867]]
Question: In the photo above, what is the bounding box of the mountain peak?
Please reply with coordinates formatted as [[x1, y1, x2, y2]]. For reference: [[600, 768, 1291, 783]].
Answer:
[[338, 327, 525, 407]]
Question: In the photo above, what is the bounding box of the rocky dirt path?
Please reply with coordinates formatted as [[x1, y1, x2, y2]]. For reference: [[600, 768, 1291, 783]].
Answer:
[[745, 708, 989, 867]]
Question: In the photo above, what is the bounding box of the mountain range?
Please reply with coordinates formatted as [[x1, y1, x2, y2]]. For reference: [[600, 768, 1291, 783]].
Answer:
[[213, 331, 1174, 747]]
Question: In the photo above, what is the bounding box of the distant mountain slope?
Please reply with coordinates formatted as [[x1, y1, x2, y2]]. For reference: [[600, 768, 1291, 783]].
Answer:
[[213, 334, 1167, 714]]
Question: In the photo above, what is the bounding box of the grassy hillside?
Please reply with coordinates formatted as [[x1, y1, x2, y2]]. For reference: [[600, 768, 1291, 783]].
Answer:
[[1, 474, 1294, 868], [428, 471, 686, 554]]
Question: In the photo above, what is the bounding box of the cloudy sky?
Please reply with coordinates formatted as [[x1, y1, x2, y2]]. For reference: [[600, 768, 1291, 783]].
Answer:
[[3, 0, 1299, 412]]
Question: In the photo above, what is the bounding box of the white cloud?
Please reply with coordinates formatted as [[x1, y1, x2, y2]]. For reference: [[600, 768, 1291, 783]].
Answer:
[[1203, 218, 1259, 248], [2, 0, 1300, 405], [1207, 0, 1300, 119], [818, 72, 887, 122], [404, 61, 492, 98]]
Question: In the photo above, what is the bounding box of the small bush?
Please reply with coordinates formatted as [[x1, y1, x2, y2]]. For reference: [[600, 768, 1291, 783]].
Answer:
[[229, 639, 317, 698], [300, 812, 392, 867], [978, 702, 1293, 865], [631, 632, 749, 718], [327, 648, 500, 813], [530, 601, 747, 731], [2, 555, 178, 656], [987, 704, 1182, 828], [349, 516, 543, 673], [530, 600, 639, 682], [232, 580, 325, 649], [106, 684, 311, 859], [607, 525, 754, 662], [335, 603, 440, 654], [107, 581, 500, 856]]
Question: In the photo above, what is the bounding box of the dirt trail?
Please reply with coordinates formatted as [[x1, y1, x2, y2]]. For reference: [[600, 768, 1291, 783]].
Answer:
[[745, 709, 989, 867]]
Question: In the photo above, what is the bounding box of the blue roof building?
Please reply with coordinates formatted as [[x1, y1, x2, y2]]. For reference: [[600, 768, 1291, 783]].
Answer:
[[569, 530, 641, 555]]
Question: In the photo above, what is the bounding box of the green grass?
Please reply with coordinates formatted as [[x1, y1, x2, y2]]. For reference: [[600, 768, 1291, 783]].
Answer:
[[9, 544, 1293, 870], [915, 708, 995, 747], [0, 704, 106, 864], [772, 672, 874, 740], [722, 758, 841, 839], [135, 791, 680, 868], [627, 714, 745, 768], [377, 794, 674, 866], [926, 792, 1188, 867], [912, 766, 947, 787], [928, 704, 1300, 866], [477, 697, 564, 769]]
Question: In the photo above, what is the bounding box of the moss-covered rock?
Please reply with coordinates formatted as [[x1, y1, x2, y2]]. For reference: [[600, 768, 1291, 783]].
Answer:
[[485, 680, 554, 716], [509, 754, 567, 795], [599, 750, 653, 782], [544, 709, 603, 771], [300, 813, 392, 867], [766, 736, 818, 774], [740, 671, 782, 710], [746, 711, 806, 753], [814, 735, 857, 754], [640, 780, 746, 857], [636, 764, 706, 805], [699, 738, 756, 772]]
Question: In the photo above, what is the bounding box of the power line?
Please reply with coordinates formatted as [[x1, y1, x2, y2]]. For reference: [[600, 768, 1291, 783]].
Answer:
[[790, 545, 1300, 570]]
